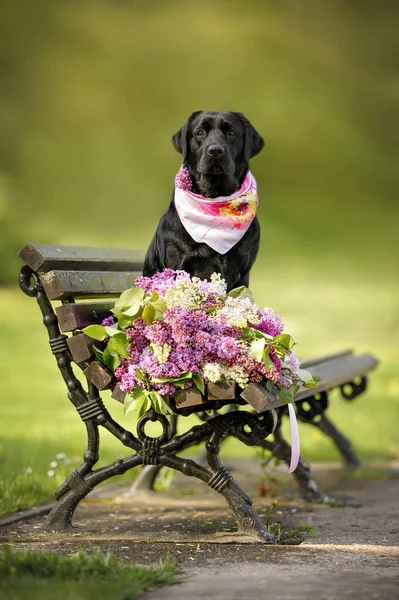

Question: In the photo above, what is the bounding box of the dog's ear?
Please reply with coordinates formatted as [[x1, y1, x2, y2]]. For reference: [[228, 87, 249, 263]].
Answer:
[[172, 111, 203, 159], [237, 113, 265, 160]]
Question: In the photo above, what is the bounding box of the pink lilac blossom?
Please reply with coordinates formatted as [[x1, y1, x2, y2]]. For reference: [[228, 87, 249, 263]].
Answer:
[[175, 166, 193, 191], [110, 269, 300, 397]]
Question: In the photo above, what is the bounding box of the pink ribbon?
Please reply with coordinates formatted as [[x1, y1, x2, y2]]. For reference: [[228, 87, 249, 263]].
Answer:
[[288, 403, 300, 473]]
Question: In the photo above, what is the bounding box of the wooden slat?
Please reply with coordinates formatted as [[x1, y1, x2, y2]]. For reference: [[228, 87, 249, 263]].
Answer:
[[111, 384, 127, 404], [41, 270, 141, 300], [84, 362, 113, 390], [19, 243, 145, 273], [67, 333, 96, 363], [56, 302, 114, 332], [300, 349, 353, 369], [295, 353, 379, 401], [174, 388, 203, 409], [207, 382, 236, 401], [240, 383, 275, 412], [243, 353, 379, 413]]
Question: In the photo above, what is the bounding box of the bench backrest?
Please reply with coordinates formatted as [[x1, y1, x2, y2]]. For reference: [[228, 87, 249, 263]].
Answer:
[[20, 242, 144, 329]]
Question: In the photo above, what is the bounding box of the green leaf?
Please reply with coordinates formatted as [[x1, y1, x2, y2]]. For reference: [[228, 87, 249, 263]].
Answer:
[[102, 347, 121, 371], [227, 285, 253, 298], [113, 287, 145, 312], [265, 379, 274, 392], [136, 394, 150, 418], [296, 368, 315, 384], [131, 386, 145, 400], [105, 325, 120, 337], [158, 396, 175, 416], [142, 303, 156, 325], [192, 373, 205, 394], [279, 382, 299, 404], [149, 292, 167, 313], [273, 334, 295, 350], [122, 302, 143, 318], [150, 392, 175, 416], [152, 371, 193, 389], [295, 368, 319, 389], [92, 346, 104, 363], [149, 391, 162, 413], [262, 346, 274, 369], [248, 337, 265, 361], [117, 314, 134, 329], [135, 368, 147, 383], [107, 332, 130, 359], [82, 325, 107, 341], [124, 395, 135, 415]]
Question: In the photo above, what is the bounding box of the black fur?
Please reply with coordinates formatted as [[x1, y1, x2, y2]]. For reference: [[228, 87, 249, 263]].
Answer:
[[143, 111, 264, 291]]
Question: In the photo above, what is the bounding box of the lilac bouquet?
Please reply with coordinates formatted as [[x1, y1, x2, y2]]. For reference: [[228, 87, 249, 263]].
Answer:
[[83, 270, 317, 417]]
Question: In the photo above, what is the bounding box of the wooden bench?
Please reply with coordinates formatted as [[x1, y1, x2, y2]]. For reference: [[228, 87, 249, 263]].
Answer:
[[18, 243, 379, 541]]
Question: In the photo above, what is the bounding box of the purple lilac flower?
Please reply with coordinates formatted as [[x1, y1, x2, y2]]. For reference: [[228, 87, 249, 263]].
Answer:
[[101, 315, 116, 327], [109, 269, 299, 398], [216, 336, 241, 360], [175, 167, 193, 191], [284, 350, 300, 371], [144, 321, 173, 345], [134, 269, 191, 296]]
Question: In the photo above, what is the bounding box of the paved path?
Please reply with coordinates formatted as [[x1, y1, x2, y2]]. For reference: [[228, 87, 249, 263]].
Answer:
[[1, 462, 398, 599]]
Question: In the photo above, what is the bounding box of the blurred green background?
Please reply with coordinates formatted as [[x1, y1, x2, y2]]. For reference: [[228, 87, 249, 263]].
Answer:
[[0, 0, 398, 514]]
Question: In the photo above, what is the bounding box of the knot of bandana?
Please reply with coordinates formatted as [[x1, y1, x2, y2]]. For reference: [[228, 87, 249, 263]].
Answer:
[[174, 167, 259, 254]]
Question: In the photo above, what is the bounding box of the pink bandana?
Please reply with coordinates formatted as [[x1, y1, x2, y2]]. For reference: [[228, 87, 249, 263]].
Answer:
[[174, 167, 259, 254]]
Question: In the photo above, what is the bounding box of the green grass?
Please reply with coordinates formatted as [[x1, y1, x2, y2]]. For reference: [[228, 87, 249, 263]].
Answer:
[[1, 269, 398, 516], [0, 545, 180, 600]]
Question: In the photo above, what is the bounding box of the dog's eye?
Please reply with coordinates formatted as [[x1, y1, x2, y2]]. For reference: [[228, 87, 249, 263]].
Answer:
[[196, 129, 206, 138], [227, 130, 236, 137]]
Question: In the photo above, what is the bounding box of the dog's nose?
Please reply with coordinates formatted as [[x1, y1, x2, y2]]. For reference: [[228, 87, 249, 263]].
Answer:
[[207, 144, 225, 157]]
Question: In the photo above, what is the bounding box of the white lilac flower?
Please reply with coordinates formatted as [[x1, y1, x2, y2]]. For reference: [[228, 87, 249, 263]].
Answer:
[[151, 342, 172, 364], [47, 470, 55, 477], [209, 272, 227, 297], [50, 461, 58, 469], [202, 362, 223, 383], [164, 280, 208, 310], [219, 296, 261, 328], [223, 365, 249, 388], [56, 453, 67, 460]]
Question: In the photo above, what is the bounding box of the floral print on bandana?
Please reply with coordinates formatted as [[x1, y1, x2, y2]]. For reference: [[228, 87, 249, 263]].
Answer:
[[174, 167, 259, 254]]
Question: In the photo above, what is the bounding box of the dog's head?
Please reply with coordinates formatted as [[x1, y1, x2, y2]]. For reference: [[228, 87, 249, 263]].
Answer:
[[172, 111, 264, 198]]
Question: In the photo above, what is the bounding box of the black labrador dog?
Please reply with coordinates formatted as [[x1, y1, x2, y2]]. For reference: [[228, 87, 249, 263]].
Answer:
[[143, 111, 264, 291]]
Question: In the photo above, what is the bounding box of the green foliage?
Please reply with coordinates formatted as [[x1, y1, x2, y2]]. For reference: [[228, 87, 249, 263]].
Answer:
[[124, 387, 175, 417], [0, 545, 180, 600], [81, 325, 107, 341], [227, 286, 253, 299]]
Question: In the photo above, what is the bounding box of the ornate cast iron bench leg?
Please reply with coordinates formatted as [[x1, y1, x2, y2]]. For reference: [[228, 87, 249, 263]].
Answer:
[[260, 425, 330, 503], [19, 265, 143, 529], [311, 413, 361, 469], [153, 410, 278, 543]]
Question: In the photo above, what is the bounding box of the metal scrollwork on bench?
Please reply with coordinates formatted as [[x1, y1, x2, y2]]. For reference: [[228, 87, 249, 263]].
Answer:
[[296, 391, 329, 423], [340, 377, 367, 400], [137, 410, 172, 465]]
